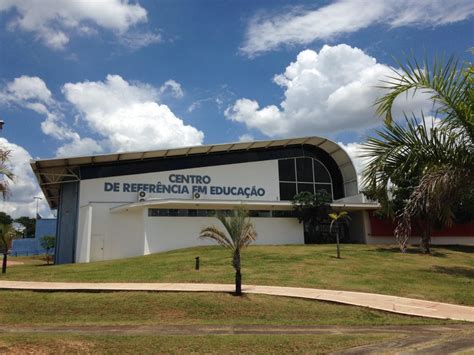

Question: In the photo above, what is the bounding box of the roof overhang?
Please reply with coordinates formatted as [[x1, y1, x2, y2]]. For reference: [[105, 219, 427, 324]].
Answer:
[[110, 199, 294, 213], [109, 198, 379, 214], [31, 136, 359, 209]]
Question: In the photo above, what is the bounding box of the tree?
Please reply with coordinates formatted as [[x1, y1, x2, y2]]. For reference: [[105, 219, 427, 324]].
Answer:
[[363, 54, 473, 253], [40, 235, 55, 265], [0, 148, 14, 199], [0, 223, 19, 273], [199, 207, 257, 296], [329, 211, 351, 259], [14, 216, 36, 237], [0, 212, 12, 226], [292, 190, 332, 243]]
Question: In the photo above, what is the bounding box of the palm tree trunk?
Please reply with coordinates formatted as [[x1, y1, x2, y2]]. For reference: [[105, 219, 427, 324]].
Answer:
[[235, 269, 242, 296], [2, 253, 7, 273], [336, 225, 341, 259], [420, 220, 432, 254], [233, 250, 242, 296]]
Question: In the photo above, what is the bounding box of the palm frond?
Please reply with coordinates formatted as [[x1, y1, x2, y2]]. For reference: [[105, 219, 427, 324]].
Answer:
[[395, 164, 472, 244], [375, 54, 473, 140], [199, 226, 234, 249], [200, 207, 257, 254], [0, 224, 18, 252], [0, 148, 14, 199]]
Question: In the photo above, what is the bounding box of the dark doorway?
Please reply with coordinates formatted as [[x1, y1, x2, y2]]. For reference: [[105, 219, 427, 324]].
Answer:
[[304, 222, 349, 244]]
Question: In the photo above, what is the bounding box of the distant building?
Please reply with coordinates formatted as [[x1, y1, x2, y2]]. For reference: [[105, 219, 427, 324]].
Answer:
[[11, 217, 57, 256]]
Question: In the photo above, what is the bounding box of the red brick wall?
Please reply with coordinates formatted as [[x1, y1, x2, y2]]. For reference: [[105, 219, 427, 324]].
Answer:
[[369, 213, 474, 237]]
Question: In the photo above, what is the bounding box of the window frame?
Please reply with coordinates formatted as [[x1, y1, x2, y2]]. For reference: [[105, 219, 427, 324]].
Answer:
[[278, 157, 334, 200]]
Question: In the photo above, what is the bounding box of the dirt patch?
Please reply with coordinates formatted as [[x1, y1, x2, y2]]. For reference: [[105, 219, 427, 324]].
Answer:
[[0, 324, 472, 336], [6, 261, 24, 266], [0, 339, 94, 354]]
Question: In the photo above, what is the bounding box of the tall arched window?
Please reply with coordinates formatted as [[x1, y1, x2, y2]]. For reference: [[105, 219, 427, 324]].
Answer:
[[278, 157, 333, 200]]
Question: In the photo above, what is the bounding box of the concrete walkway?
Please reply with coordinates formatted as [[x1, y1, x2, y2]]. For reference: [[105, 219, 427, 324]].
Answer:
[[1, 280, 473, 322]]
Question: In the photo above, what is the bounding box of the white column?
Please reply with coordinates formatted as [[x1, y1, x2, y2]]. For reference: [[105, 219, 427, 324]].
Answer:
[[76, 204, 92, 263], [142, 207, 150, 255]]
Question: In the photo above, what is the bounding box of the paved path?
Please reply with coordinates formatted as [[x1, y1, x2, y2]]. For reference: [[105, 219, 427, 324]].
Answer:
[[1, 281, 474, 322]]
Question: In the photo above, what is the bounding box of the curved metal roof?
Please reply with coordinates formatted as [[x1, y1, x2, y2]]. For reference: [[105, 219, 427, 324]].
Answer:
[[31, 136, 358, 209]]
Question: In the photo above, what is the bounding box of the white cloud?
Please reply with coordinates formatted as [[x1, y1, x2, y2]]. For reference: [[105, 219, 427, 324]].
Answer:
[[4, 76, 52, 103], [120, 30, 162, 50], [0, 76, 105, 158], [1, 74, 200, 158], [238, 134, 254, 142], [0, 0, 151, 50], [0, 75, 87, 145], [0, 138, 50, 218], [241, 0, 474, 56], [62, 75, 204, 152], [55, 137, 104, 158], [338, 141, 368, 187], [187, 86, 238, 114], [226, 44, 431, 137], [159, 80, 184, 99]]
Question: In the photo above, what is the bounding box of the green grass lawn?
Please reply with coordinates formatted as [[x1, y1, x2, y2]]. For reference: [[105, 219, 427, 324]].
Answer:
[[0, 291, 449, 326], [0, 333, 397, 354], [3, 244, 473, 305], [1, 244, 470, 353]]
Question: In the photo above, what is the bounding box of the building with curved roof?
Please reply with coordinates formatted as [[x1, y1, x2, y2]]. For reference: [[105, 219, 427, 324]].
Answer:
[[31, 136, 380, 264]]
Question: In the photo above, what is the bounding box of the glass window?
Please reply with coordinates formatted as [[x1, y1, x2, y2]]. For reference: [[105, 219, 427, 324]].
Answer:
[[297, 183, 314, 194], [272, 210, 295, 218], [314, 160, 331, 183], [151, 209, 169, 216], [217, 210, 232, 217], [296, 157, 313, 182], [177, 209, 188, 216], [188, 209, 198, 216], [168, 209, 179, 216], [248, 210, 258, 217], [148, 209, 159, 216], [315, 184, 332, 197], [279, 182, 297, 200], [278, 159, 296, 181], [196, 209, 208, 216]]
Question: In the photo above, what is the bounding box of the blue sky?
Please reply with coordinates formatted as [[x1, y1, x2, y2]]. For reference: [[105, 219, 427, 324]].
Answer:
[[0, 0, 473, 217]]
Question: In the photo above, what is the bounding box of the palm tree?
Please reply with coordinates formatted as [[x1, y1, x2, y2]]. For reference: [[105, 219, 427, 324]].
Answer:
[[199, 207, 257, 296], [329, 211, 351, 258], [0, 148, 14, 198], [363, 54, 473, 253], [0, 223, 18, 273]]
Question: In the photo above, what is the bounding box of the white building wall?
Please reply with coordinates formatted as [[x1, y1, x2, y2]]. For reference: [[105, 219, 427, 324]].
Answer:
[[79, 208, 305, 262], [75, 160, 307, 262], [347, 211, 367, 243], [143, 216, 304, 254], [82, 203, 144, 262], [78, 160, 280, 206]]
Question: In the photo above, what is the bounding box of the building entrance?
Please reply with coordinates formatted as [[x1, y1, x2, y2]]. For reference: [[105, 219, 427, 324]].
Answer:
[[304, 222, 349, 244]]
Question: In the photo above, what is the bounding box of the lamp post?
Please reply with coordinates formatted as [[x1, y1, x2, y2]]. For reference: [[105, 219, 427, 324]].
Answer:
[[34, 197, 42, 218]]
